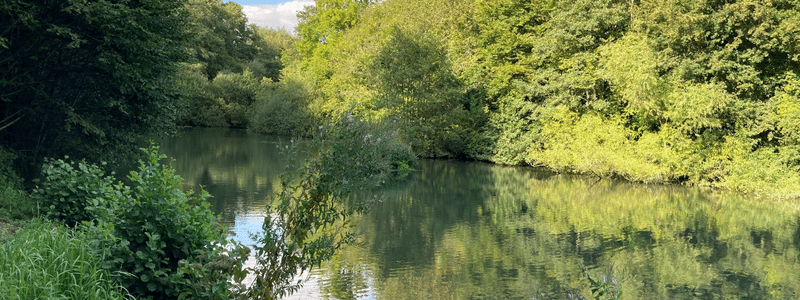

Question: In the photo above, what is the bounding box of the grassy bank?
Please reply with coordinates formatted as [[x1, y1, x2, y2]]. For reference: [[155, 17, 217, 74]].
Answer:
[[0, 149, 131, 299], [0, 218, 132, 300], [0, 144, 248, 300]]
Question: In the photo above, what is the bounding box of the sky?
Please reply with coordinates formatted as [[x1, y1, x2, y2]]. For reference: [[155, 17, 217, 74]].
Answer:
[[227, 0, 315, 31], [229, 0, 291, 4]]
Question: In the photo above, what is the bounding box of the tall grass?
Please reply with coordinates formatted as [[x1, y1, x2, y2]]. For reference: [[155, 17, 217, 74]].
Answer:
[[0, 218, 132, 300]]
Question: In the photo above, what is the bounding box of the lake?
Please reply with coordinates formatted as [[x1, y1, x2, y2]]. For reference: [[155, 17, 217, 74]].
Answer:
[[158, 127, 800, 299]]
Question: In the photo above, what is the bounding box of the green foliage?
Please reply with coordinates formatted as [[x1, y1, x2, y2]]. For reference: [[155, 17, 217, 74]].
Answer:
[[596, 32, 668, 126], [769, 72, 800, 145], [321, 116, 417, 187], [97, 143, 242, 299], [720, 73, 800, 198], [207, 69, 265, 127], [290, 0, 489, 159], [176, 65, 278, 128], [32, 158, 121, 227], [176, 3, 297, 129], [26, 143, 248, 299], [247, 78, 313, 136], [176, 244, 250, 300], [370, 27, 476, 157], [474, 0, 630, 164], [582, 267, 623, 300], [209, 0, 800, 197], [186, 0, 259, 79], [296, 0, 373, 79], [0, 146, 33, 220], [634, 0, 800, 100], [174, 63, 230, 127], [250, 28, 298, 82], [528, 108, 674, 182], [0, 218, 132, 300], [0, 0, 190, 177], [247, 117, 414, 299]]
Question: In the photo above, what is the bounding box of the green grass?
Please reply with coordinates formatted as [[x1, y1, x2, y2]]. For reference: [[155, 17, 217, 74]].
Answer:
[[0, 218, 132, 300]]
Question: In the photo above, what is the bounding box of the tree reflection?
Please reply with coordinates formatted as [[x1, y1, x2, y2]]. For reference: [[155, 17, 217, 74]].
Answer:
[[323, 160, 800, 299], [156, 127, 297, 230], [160, 129, 800, 299]]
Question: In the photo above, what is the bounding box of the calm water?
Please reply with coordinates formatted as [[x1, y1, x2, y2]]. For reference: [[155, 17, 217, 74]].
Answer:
[[159, 127, 800, 299]]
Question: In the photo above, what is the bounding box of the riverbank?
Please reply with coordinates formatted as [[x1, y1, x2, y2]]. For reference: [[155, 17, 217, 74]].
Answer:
[[0, 171, 129, 299], [0, 217, 132, 299], [0, 145, 247, 300], [159, 126, 800, 299]]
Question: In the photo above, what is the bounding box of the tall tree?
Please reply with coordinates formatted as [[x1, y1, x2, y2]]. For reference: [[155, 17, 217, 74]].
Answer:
[[186, 0, 258, 79], [0, 0, 190, 178], [295, 0, 373, 80], [250, 27, 297, 81]]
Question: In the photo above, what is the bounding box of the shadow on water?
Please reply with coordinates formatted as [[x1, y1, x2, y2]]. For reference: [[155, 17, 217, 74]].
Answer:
[[160, 128, 800, 299]]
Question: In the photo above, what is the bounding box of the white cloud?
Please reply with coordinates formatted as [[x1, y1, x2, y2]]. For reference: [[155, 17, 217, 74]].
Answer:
[[242, 1, 315, 32]]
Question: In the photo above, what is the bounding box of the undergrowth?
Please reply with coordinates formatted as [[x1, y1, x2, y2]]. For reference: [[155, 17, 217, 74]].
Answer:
[[0, 218, 133, 300]]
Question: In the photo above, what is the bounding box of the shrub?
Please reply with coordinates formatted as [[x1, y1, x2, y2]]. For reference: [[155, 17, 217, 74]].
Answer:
[[98, 143, 246, 299], [208, 70, 265, 128], [32, 158, 120, 227], [174, 63, 228, 127], [322, 116, 417, 187], [175, 64, 268, 128], [33, 143, 248, 299], [247, 78, 313, 136]]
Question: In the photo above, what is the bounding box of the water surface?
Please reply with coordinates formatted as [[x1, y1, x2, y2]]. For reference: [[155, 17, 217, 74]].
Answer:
[[159, 127, 800, 299]]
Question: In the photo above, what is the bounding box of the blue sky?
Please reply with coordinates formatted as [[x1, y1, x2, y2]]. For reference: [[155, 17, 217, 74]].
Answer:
[[231, 0, 314, 30]]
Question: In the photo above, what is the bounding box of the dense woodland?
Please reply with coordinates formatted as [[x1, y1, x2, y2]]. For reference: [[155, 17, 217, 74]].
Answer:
[[1, 0, 800, 299], [276, 0, 800, 198], [2, 0, 800, 196]]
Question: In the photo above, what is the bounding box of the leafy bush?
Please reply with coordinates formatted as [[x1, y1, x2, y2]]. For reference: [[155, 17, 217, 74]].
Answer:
[[175, 64, 270, 128], [32, 158, 121, 227], [32, 143, 247, 299], [174, 63, 229, 127], [207, 70, 265, 127], [0, 218, 132, 300], [247, 78, 313, 136], [97, 143, 245, 299]]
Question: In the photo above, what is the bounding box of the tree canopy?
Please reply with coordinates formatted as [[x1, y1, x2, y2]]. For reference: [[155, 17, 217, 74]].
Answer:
[[276, 0, 800, 198], [0, 0, 191, 177], [3, 0, 799, 197]]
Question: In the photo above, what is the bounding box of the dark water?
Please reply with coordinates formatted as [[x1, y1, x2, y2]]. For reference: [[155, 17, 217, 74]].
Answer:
[[159, 127, 800, 299]]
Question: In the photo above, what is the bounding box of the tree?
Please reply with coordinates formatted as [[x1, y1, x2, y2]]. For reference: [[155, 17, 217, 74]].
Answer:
[[370, 27, 471, 157], [0, 0, 191, 178], [295, 0, 373, 80], [250, 27, 297, 82], [247, 118, 414, 299], [185, 0, 259, 79]]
